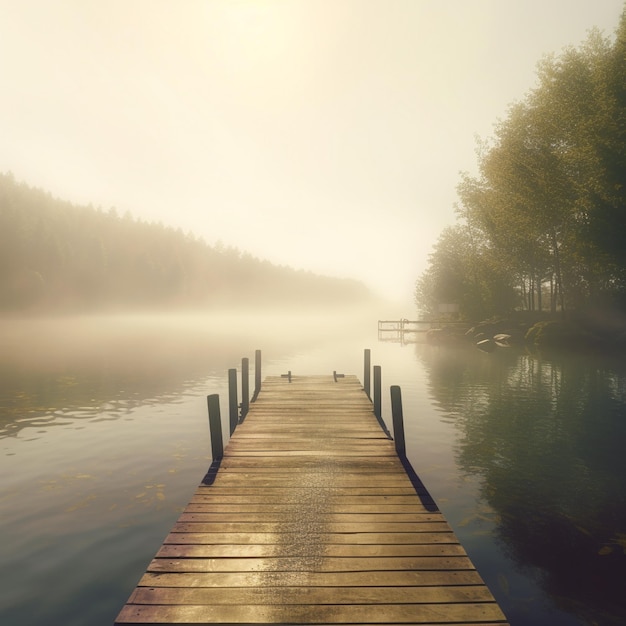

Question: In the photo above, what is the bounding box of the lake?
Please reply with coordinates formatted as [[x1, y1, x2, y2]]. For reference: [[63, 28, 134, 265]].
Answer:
[[1, 311, 625, 625]]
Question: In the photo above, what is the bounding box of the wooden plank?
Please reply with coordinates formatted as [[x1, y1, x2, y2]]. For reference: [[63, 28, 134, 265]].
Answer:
[[168, 522, 450, 534], [194, 485, 425, 494], [184, 502, 432, 511], [196, 474, 415, 484], [217, 457, 403, 467], [186, 494, 428, 504], [156, 542, 461, 558], [129, 585, 497, 605], [146, 556, 476, 573], [116, 603, 506, 624], [115, 374, 507, 625], [138, 569, 487, 588], [177, 512, 446, 523], [162, 531, 455, 545]]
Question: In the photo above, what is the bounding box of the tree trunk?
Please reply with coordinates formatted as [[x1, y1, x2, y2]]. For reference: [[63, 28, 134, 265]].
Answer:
[[550, 229, 565, 314]]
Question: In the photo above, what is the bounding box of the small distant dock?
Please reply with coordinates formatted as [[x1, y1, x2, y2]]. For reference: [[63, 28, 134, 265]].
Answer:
[[115, 373, 507, 625], [378, 320, 468, 344]]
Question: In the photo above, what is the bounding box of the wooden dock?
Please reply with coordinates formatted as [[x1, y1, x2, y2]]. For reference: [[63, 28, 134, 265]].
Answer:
[[377, 320, 469, 344], [115, 374, 507, 625]]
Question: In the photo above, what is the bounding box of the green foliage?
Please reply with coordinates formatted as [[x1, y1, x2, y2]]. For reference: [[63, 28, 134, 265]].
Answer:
[[0, 173, 372, 313], [415, 225, 518, 320], [416, 9, 626, 320]]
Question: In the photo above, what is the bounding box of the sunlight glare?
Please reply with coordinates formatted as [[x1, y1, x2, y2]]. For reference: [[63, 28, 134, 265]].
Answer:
[[208, 0, 291, 74]]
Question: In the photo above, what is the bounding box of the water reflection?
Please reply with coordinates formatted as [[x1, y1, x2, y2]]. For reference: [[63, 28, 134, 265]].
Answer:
[[419, 344, 626, 624], [0, 354, 213, 439], [0, 312, 359, 439]]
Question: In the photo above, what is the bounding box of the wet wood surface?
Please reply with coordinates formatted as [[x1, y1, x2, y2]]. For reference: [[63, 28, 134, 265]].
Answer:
[[115, 374, 508, 625]]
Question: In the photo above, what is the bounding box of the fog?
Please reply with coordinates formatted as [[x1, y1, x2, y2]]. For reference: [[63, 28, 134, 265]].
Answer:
[[0, 308, 380, 441], [0, 309, 377, 379], [1, 1, 623, 306]]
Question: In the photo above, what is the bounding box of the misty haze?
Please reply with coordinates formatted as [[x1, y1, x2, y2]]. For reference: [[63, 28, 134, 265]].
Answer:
[[2, 2, 626, 626]]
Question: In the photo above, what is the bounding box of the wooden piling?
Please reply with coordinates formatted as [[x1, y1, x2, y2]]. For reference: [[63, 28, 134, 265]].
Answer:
[[373, 365, 382, 421], [253, 349, 262, 401], [240, 357, 249, 420], [390, 385, 406, 457], [206, 394, 223, 461], [228, 368, 238, 436], [364, 348, 371, 399]]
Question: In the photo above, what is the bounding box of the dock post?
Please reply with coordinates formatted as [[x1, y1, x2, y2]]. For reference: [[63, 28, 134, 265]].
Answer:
[[241, 357, 249, 420], [364, 348, 371, 399], [206, 394, 223, 461], [373, 365, 382, 421], [228, 368, 238, 435], [390, 385, 406, 457], [253, 349, 262, 400]]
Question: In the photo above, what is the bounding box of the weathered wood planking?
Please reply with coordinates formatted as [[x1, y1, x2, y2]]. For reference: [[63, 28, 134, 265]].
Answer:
[[115, 374, 507, 625]]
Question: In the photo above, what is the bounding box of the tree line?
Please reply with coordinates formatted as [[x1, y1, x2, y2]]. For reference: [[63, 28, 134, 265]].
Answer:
[[0, 173, 371, 313], [416, 9, 626, 321]]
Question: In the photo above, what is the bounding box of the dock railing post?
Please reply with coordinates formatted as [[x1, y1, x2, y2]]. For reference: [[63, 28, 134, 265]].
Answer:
[[364, 348, 371, 399], [253, 349, 262, 401], [228, 368, 238, 435], [373, 365, 382, 421], [390, 385, 406, 457], [241, 357, 249, 420], [206, 394, 223, 461]]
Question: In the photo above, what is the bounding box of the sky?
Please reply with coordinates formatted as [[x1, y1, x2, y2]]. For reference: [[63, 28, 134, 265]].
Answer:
[[0, 0, 624, 309]]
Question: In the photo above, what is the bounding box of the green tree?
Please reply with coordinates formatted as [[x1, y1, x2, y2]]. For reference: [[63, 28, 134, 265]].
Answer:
[[415, 225, 516, 320], [423, 11, 626, 318]]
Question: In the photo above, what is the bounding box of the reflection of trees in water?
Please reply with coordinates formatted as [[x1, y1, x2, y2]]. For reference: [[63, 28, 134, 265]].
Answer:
[[418, 344, 626, 625]]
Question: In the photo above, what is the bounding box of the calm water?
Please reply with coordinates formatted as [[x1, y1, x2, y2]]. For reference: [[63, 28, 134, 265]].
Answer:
[[1, 312, 625, 625]]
